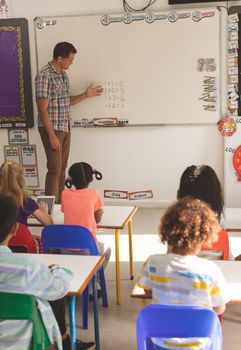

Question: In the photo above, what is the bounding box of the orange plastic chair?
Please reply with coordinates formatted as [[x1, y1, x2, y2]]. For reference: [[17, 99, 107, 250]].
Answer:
[[8, 223, 37, 253], [201, 228, 229, 260]]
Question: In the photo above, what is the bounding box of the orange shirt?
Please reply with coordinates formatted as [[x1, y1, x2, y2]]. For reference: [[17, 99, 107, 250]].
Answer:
[[61, 188, 103, 240]]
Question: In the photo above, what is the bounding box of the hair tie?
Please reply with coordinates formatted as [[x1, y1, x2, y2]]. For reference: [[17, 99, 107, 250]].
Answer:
[[92, 168, 102, 180], [66, 175, 72, 182]]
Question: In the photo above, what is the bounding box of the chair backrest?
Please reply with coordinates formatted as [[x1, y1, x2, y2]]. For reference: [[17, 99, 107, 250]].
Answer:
[[136, 304, 222, 350], [41, 224, 99, 255], [9, 245, 28, 253], [0, 292, 50, 350], [8, 223, 37, 253], [201, 228, 229, 260]]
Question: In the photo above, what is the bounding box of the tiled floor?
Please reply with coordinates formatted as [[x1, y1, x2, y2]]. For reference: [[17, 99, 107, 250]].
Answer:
[[71, 208, 241, 349]]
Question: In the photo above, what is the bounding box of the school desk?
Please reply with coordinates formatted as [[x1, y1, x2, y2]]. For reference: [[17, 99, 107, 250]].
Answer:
[[17, 253, 104, 350], [28, 204, 138, 305], [131, 260, 241, 304], [225, 208, 241, 232]]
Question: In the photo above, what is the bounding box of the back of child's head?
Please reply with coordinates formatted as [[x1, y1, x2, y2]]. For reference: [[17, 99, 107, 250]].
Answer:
[[0, 161, 25, 208], [159, 196, 220, 255], [65, 162, 102, 189], [177, 165, 223, 221], [0, 193, 18, 243]]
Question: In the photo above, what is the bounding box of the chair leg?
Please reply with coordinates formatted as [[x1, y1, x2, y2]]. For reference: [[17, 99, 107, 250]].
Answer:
[[81, 285, 89, 329], [99, 267, 108, 307], [69, 296, 76, 350]]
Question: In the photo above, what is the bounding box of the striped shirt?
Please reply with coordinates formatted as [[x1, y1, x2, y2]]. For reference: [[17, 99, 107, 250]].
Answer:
[[35, 62, 71, 132], [0, 246, 73, 350], [137, 253, 229, 350]]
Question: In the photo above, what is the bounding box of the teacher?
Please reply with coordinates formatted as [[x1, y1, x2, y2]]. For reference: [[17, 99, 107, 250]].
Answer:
[[35, 42, 103, 203]]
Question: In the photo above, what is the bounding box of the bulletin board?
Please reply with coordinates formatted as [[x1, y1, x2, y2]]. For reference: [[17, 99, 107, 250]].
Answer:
[[34, 8, 221, 125], [0, 18, 34, 128]]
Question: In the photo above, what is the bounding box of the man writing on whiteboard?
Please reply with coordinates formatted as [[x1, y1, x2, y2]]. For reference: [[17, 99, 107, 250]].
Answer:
[[35, 42, 103, 203]]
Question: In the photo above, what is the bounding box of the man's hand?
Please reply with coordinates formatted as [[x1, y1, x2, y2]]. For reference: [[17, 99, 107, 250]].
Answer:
[[86, 83, 103, 98], [49, 133, 60, 151]]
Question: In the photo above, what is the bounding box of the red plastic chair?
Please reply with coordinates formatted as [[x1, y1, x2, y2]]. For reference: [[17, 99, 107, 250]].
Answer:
[[201, 228, 229, 260], [8, 223, 37, 253]]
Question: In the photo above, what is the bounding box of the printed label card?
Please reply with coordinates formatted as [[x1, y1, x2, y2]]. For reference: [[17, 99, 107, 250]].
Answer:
[[228, 57, 238, 67], [228, 23, 239, 32], [4, 145, 20, 163], [228, 109, 239, 116], [228, 41, 239, 50], [228, 66, 239, 75], [228, 31, 239, 41], [8, 129, 29, 145], [228, 48, 238, 58], [20, 145, 37, 166], [104, 190, 128, 199], [129, 190, 153, 200], [228, 13, 239, 23], [228, 75, 239, 84], [228, 83, 238, 92], [23, 167, 39, 188]]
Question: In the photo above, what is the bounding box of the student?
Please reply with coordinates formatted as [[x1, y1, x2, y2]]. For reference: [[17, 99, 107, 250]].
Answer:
[[177, 165, 223, 222], [136, 197, 229, 350], [177, 164, 230, 260], [61, 162, 111, 267], [0, 161, 53, 252], [0, 161, 53, 227], [0, 193, 95, 350], [35, 41, 103, 203]]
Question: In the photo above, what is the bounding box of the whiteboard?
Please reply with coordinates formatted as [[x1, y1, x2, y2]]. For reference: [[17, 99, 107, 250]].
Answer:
[[35, 8, 220, 125]]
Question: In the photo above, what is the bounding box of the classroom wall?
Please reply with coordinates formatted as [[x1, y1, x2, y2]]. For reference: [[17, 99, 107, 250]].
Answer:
[[0, 0, 233, 207]]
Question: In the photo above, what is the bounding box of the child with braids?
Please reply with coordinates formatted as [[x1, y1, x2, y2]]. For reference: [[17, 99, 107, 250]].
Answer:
[[61, 162, 111, 267], [136, 197, 229, 350]]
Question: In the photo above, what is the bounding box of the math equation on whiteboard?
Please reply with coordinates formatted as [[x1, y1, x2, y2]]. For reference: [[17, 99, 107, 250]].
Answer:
[[104, 80, 126, 109]]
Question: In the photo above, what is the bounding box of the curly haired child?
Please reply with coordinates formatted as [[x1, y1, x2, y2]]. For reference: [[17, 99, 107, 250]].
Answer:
[[136, 197, 229, 350]]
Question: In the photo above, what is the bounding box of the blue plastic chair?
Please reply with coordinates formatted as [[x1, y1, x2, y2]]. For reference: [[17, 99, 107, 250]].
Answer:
[[136, 304, 222, 350], [41, 224, 108, 331]]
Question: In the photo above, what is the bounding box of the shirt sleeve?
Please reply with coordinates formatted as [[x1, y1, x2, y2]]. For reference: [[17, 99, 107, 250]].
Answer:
[[35, 73, 50, 99], [210, 263, 231, 306], [23, 197, 39, 217], [94, 190, 104, 211], [25, 259, 74, 301], [136, 258, 152, 291]]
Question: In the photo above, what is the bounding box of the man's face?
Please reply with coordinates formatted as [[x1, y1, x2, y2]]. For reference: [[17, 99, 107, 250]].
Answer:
[[59, 52, 75, 70]]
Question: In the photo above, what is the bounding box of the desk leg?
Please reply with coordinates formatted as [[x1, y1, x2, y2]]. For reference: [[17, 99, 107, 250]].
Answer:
[[69, 296, 76, 350], [115, 228, 121, 305], [92, 273, 100, 350], [128, 219, 134, 280]]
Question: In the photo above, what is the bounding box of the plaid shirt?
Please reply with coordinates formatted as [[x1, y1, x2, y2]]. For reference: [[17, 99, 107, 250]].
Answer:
[[35, 62, 71, 132]]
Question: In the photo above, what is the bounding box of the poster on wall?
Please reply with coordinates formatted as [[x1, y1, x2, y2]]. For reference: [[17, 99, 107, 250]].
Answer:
[[4, 145, 20, 163], [8, 129, 29, 144], [0, 18, 33, 128], [20, 145, 37, 166], [23, 167, 39, 188], [0, 0, 12, 18]]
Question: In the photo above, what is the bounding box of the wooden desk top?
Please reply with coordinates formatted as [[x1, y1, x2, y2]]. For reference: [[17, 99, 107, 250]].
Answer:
[[132, 260, 241, 304], [17, 253, 104, 296]]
